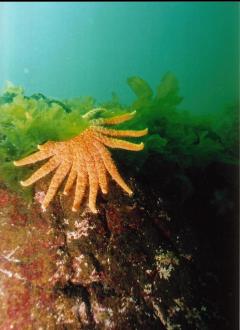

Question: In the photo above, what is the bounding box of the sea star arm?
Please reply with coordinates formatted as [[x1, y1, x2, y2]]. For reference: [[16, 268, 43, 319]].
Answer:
[[37, 141, 55, 151], [93, 140, 133, 196], [82, 107, 106, 120], [96, 111, 136, 126], [63, 162, 77, 196], [13, 150, 53, 166], [91, 126, 148, 138], [87, 138, 108, 194], [72, 158, 87, 212], [42, 161, 71, 210], [81, 139, 99, 213], [20, 158, 60, 187], [94, 134, 144, 151]]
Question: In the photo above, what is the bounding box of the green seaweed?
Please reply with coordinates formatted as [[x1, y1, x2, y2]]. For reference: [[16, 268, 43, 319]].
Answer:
[[121, 72, 238, 169]]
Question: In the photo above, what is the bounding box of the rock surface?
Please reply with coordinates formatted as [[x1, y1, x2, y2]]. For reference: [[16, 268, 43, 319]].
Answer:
[[0, 178, 211, 329]]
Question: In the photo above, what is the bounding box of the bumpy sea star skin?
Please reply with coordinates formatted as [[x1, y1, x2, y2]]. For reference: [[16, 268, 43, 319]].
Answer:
[[14, 111, 148, 213]]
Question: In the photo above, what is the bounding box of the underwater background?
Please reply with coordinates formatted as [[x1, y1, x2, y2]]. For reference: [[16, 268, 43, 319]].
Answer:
[[0, 2, 239, 330], [0, 2, 239, 113]]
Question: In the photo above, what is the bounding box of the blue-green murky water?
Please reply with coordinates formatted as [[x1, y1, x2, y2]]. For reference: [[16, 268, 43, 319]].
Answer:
[[0, 2, 239, 113]]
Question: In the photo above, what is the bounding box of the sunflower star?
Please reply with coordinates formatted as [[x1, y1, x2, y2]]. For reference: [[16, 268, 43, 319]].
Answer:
[[13, 110, 148, 213]]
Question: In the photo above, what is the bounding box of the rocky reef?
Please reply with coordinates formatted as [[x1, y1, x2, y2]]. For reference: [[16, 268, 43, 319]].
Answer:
[[0, 173, 221, 330]]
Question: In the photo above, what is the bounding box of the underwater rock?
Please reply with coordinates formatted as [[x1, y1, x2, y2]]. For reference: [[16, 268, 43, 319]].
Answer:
[[0, 183, 61, 329], [0, 177, 211, 330]]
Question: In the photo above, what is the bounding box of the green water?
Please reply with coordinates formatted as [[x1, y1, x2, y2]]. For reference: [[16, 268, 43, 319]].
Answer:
[[0, 2, 239, 113]]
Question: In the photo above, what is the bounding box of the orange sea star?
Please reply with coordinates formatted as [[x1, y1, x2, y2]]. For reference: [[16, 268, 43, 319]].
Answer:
[[14, 110, 148, 213]]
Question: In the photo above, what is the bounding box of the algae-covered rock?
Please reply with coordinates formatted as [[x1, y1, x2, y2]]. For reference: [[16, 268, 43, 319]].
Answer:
[[0, 183, 61, 329], [0, 177, 211, 329]]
